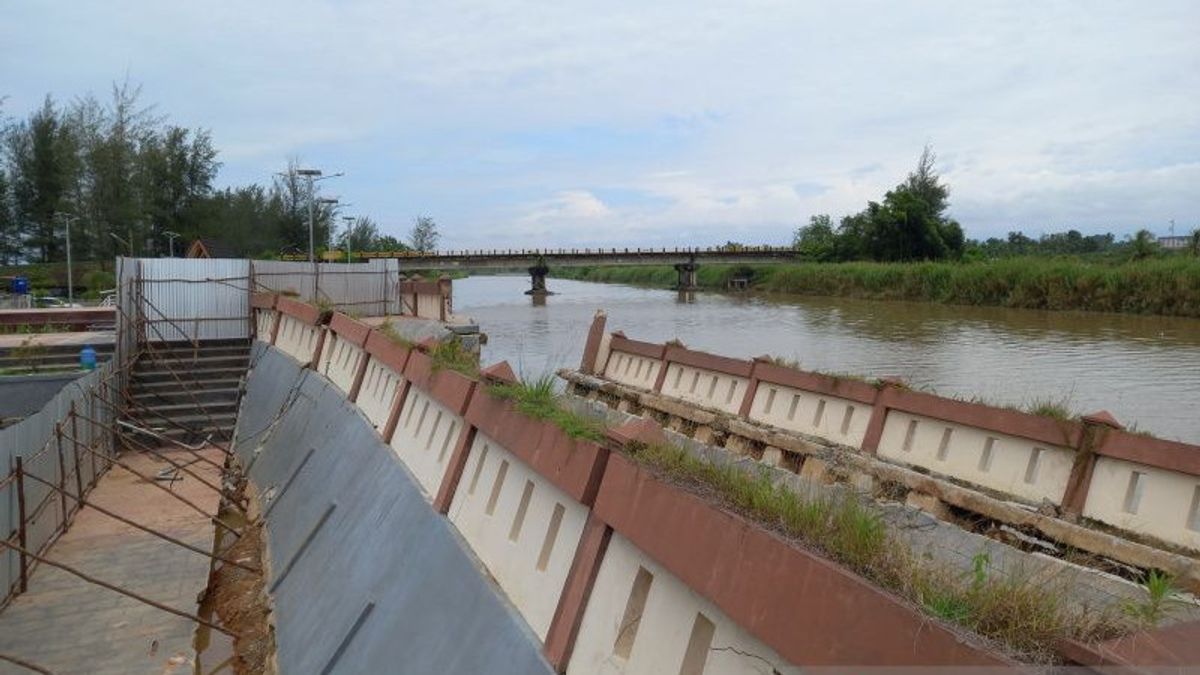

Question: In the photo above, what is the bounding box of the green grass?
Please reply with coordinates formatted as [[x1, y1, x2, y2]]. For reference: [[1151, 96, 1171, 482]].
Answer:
[[427, 336, 480, 378], [1122, 570, 1180, 626], [553, 256, 1200, 317], [377, 319, 416, 349], [488, 374, 606, 441], [623, 440, 1125, 661]]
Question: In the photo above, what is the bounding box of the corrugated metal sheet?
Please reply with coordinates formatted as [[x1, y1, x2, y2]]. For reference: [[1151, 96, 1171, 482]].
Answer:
[[138, 258, 252, 342], [1, 362, 117, 602], [252, 259, 399, 315]]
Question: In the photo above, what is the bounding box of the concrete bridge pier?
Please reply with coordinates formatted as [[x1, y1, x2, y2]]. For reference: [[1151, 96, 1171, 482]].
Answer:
[[525, 263, 554, 296], [673, 259, 699, 291]]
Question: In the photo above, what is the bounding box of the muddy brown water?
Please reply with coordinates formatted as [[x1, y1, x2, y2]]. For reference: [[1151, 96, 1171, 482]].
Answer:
[[456, 275, 1200, 443]]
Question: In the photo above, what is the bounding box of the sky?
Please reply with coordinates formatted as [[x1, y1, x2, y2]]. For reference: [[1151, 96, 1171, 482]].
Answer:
[[2, 1, 1198, 249]]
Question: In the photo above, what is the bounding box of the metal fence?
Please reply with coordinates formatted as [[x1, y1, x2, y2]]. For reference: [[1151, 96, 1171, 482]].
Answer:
[[1, 362, 118, 607], [114, 258, 402, 346]]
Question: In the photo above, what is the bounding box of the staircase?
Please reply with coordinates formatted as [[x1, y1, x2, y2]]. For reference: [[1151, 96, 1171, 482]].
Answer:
[[126, 339, 251, 444]]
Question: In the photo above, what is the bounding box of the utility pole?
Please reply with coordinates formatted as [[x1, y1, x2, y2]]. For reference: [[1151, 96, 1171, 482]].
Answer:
[[57, 213, 79, 305], [342, 215, 356, 263], [288, 167, 343, 262]]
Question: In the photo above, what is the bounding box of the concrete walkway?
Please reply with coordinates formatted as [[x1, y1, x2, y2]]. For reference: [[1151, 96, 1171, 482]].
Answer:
[[0, 448, 224, 675]]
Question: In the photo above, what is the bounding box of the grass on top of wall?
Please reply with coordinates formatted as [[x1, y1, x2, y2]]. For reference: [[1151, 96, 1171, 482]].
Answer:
[[623, 440, 1135, 662], [428, 336, 480, 379], [553, 256, 1200, 317], [488, 374, 606, 441]]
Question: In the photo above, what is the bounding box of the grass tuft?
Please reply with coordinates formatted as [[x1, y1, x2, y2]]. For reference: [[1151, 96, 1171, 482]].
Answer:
[[624, 440, 1125, 661], [428, 336, 480, 378], [488, 374, 606, 441]]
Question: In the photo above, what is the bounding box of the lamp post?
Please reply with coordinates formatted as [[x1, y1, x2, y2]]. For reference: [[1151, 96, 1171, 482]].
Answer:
[[56, 213, 79, 305], [342, 215, 356, 263], [163, 230, 181, 258], [109, 232, 134, 256], [286, 168, 344, 262]]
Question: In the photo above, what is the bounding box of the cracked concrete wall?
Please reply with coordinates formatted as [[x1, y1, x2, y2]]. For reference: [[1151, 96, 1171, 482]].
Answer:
[[233, 343, 554, 675], [561, 394, 1200, 625]]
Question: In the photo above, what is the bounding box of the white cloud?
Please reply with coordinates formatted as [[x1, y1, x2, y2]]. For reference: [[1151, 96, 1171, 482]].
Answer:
[[2, 0, 1197, 246]]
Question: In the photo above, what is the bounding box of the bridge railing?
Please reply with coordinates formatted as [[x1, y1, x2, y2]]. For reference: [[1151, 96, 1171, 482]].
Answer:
[[296, 245, 799, 262]]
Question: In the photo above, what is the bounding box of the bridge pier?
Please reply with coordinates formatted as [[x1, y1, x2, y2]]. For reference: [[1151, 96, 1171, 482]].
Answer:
[[673, 260, 698, 291], [525, 263, 554, 296]]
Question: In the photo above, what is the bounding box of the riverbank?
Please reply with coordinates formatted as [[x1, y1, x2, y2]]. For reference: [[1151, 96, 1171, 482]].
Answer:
[[551, 257, 1200, 317]]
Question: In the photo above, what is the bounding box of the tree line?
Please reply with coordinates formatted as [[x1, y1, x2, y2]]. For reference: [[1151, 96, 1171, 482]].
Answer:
[[794, 147, 1198, 262], [0, 82, 438, 267]]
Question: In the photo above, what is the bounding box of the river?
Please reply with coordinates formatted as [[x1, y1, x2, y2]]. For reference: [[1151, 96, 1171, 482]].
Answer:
[[455, 275, 1200, 443]]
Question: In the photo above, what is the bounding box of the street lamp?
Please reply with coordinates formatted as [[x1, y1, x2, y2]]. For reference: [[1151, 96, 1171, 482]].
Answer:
[[342, 215, 356, 263], [286, 167, 344, 262], [56, 213, 79, 305], [110, 232, 134, 256], [163, 230, 181, 258]]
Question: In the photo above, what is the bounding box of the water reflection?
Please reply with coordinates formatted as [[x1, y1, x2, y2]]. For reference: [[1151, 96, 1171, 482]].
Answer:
[[456, 275, 1200, 442]]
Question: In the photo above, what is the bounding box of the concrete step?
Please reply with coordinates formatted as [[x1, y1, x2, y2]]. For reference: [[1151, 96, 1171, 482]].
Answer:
[[133, 377, 243, 393], [141, 344, 250, 360], [134, 401, 239, 418], [130, 387, 240, 405], [132, 366, 248, 384], [135, 354, 249, 371]]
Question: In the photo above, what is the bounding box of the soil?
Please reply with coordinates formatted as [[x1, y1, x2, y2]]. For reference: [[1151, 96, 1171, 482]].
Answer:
[[203, 486, 275, 674]]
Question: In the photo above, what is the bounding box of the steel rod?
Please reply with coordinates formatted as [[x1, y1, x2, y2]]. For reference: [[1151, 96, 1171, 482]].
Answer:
[[15, 457, 28, 593], [0, 538, 237, 638], [70, 442, 240, 538], [0, 652, 53, 674], [21, 470, 258, 573]]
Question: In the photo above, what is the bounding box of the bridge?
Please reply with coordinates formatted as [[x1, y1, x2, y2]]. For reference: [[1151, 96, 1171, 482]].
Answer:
[[307, 246, 801, 294]]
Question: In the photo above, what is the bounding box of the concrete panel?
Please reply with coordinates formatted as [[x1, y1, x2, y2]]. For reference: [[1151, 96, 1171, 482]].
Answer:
[[568, 531, 800, 675], [234, 343, 554, 675], [316, 331, 365, 396], [603, 351, 661, 391], [877, 411, 1075, 505], [357, 356, 404, 429], [747, 382, 869, 447], [660, 364, 747, 415], [254, 308, 277, 340], [389, 386, 463, 499], [274, 315, 321, 365], [1083, 457, 1200, 552], [448, 431, 590, 640]]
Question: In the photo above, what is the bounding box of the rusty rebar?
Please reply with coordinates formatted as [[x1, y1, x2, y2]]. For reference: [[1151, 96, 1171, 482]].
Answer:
[[20, 470, 258, 573], [0, 538, 237, 638], [68, 442, 240, 538], [0, 652, 53, 674]]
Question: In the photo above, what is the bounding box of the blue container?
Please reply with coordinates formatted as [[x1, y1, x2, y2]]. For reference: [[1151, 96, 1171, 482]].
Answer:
[[10, 276, 28, 295], [80, 345, 97, 371]]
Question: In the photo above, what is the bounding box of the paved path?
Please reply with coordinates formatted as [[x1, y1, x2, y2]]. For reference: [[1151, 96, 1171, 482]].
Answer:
[[0, 448, 224, 675]]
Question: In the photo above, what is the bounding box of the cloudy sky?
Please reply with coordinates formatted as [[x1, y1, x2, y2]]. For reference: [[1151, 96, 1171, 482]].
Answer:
[[3, 1, 1197, 248]]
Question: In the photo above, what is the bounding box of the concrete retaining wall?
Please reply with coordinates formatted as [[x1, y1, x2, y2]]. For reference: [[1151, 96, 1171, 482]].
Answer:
[[576, 312, 1200, 554], [234, 344, 554, 675], [241, 298, 1012, 670]]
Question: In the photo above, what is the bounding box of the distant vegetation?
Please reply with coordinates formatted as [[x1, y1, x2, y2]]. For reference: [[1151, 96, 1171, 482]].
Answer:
[[554, 146, 1200, 316], [554, 256, 1200, 317], [0, 81, 432, 267]]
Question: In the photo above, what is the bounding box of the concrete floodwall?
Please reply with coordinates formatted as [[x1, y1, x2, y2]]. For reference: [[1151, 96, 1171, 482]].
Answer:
[[272, 296, 325, 367], [242, 297, 1014, 671], [399, 276, 452, 321], [577, 313, 1200, 555], [234, 344, 554, 674]]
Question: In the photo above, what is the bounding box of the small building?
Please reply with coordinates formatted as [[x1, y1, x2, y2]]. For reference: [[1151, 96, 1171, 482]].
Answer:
[[185, 238, 239, 259], [1157, 235, 1192, 250]]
